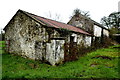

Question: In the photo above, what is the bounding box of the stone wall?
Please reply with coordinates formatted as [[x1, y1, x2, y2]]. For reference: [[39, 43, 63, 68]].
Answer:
[[4, 11, 66, 65], [68, 15, 94, 34], [77, 34, 91, 47]]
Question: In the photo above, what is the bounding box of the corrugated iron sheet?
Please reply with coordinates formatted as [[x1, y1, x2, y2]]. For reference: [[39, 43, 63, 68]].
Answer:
[[24, 11, 91, 36]]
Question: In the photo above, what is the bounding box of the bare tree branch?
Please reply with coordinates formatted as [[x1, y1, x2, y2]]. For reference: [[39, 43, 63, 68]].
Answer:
[[45, 11, 62, 22]]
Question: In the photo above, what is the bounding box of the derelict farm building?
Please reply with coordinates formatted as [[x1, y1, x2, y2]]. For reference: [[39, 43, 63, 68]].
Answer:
[[68, 13, 109, 45], [4, 10, 109, 65]]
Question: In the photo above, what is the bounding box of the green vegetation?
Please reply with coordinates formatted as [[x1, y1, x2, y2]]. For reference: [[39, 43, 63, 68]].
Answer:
[[1, 41, 120, 79], [0, 41, 6, 79], [0, 41, 6, 54]]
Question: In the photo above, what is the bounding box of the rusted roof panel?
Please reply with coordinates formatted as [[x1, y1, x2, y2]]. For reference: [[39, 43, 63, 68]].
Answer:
[[23, 10, 91, 36]]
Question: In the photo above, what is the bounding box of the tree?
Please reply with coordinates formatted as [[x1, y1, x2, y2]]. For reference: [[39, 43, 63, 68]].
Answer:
[[72, 8, 90, 18], [101, 16, 110, 29], [109, 12, 120, 29], [101, 12, 120, 31], [101, 12, 120, 43]]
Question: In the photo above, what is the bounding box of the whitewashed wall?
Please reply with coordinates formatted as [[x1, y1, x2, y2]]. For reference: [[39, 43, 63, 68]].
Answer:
[[103, 29, 109, 37], [94, 25, 102, 37], [46, 40, 65, 65], [77, 34, 91, 47], [71, 33, 77, 42], [84, 36, 91, 47]]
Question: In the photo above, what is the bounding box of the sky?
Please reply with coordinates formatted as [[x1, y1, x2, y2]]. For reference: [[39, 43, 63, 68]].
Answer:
[[0, 0, 119, 31]]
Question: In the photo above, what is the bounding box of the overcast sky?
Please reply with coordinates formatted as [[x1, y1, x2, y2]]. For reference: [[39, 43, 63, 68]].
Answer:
[[0, 0, 119, 30]]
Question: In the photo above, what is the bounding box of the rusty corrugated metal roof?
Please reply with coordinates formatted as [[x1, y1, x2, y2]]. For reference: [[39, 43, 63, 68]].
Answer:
[[22, 10, 91, 36]]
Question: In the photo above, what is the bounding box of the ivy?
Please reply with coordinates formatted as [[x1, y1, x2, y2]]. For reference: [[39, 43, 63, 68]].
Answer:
[[57, 28, 72, 37], [46, 28, 54, 34]]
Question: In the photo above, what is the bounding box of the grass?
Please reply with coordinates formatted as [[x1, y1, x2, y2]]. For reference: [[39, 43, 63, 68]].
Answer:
[[0, 41, 6, 54], [1, 42, 120, 79]]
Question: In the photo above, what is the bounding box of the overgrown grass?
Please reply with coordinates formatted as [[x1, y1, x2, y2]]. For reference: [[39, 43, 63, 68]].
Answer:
[[2, 44, 120, 79]]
